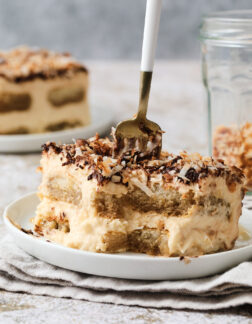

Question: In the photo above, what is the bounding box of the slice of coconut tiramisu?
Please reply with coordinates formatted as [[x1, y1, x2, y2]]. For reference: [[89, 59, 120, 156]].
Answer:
[[0, 46, 90, 134], [32, 134, 245, 257]]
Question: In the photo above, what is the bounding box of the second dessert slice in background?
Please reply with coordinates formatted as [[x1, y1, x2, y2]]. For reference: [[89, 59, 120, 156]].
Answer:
[[0, 46, 90, 134]]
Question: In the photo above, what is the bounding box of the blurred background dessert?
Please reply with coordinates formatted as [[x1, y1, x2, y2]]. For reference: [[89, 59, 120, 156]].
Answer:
[[0, 46, 89, 134]]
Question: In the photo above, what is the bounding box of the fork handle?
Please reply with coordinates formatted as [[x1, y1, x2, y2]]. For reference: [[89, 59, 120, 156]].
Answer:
[[141, 0, 162, 72], [137, 0, 162, 121]]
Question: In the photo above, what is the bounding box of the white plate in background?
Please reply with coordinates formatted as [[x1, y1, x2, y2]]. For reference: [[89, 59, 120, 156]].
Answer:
[[3, 192, 252, 281], [0, 106, 114, 153]]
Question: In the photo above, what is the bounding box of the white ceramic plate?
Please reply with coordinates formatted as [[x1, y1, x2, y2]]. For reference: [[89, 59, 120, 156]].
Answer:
[[3, 192, 252, 280], [0, 106, 113, 153]]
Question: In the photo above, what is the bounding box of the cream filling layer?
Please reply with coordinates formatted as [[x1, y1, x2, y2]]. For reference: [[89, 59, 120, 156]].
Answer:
[[35, 193, 240, 256]]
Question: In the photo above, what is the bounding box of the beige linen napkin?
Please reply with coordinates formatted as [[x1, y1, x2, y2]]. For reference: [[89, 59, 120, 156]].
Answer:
[[0, 198, 251, 311]]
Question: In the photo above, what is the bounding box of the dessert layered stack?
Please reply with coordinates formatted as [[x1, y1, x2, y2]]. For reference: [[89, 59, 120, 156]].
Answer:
[[33, 134, 245, 257], [0, 46, 90, 134]]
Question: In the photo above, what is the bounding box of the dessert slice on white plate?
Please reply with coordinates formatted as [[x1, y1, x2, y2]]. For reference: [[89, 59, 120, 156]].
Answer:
[[3, 191, 252, 280], [33, 134, 245, 257], [0, 46, 90, 134]]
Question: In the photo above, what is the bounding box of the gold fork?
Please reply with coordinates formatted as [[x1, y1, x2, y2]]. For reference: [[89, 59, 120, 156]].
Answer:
[[114, 0, 163, 158]]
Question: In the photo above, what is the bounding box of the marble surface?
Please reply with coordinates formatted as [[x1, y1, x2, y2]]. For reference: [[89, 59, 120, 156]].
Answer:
[[0, 61, 251, 323]]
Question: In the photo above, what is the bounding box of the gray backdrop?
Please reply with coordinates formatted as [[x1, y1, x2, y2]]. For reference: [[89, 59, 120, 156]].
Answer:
[[0, 0, 252, 60]]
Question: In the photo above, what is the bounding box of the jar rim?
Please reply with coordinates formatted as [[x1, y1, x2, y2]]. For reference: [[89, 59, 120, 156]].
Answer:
[[204, 10, 252, 23], [200, 10, 252, 45]]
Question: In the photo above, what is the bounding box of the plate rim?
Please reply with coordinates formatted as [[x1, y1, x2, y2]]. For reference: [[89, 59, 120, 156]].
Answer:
[[3, 192, 252, 263]]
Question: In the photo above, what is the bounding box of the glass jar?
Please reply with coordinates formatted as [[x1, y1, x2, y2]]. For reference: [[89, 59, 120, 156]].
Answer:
[[200, 10, 252, 193]]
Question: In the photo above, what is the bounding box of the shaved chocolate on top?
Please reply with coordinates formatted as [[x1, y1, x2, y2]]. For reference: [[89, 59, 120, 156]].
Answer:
[[42, 134, 245, 188]]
